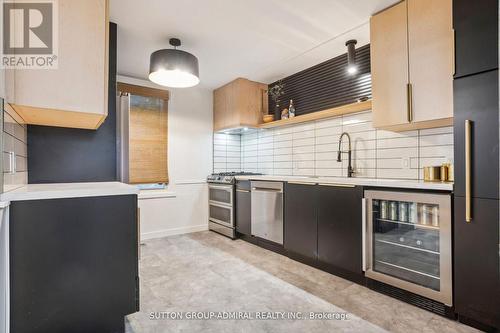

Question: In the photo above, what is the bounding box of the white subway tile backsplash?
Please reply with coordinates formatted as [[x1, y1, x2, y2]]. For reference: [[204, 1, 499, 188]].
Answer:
[[274, 154, 292, 162], [215, 110, 455, 181], [315, 168, 343, 177], [377, 137, 418, 149], [293, 168, 315, 176], [316, 160, 342, 169], [293, 130, 315, 140], [419, 133, 453, 146], [293, 137, 315, 147], [274, 133, 293, 142], [274, 161, 293, 169], [274, 168, 293, 175]]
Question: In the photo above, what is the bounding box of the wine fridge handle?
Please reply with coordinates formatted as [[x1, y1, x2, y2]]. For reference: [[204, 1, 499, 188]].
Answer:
[[362, 198, 367, 271], [465, 120, 472, 223]]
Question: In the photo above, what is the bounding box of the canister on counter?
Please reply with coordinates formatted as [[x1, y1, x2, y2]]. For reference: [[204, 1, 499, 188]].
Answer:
[[380, 201, 388, 219], [431, 205, 439, 227], [408, 203, 418, 223], [440, 164, 449, 182], [399, 202, 409, 222], [421, 204, 432, 225], [389, 201, 399, 221]]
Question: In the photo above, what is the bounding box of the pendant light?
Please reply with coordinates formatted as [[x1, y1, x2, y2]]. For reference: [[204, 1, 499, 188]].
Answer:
[[149, 38, 200, 88], [345, 39, 357, 75]]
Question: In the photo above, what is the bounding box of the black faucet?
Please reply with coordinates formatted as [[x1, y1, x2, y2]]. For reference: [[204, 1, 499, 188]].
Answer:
[[337, 132, 354, 178]]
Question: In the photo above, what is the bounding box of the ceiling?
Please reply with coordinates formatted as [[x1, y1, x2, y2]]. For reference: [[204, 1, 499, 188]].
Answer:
[[110, 0, 399, 89]]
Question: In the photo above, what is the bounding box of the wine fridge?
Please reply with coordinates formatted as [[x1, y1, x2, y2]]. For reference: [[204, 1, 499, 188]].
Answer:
[[364, 190, 452, 305]]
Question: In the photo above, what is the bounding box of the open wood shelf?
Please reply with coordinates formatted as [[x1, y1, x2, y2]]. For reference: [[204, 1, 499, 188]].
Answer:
[[258, 100, 372, 129]]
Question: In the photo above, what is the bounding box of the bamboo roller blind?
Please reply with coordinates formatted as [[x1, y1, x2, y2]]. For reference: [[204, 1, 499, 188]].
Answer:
[[117, 83, 169, 184]]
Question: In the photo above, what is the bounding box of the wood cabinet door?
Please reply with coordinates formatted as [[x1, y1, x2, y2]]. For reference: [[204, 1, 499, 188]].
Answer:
[[12, 0, 108, 128], [284, 183, 318, 261], [408, 0, 453, 123], [317, 185, 363, 275], [454, 196, 500, 328], [371, 1, 409, 128], [213, 88, 225, 131]]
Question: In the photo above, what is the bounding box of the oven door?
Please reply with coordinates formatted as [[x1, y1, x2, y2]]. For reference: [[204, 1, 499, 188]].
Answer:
[[209, 202, 234, 228], [208, 184, 234, 228], [208, 184, 233, 207]]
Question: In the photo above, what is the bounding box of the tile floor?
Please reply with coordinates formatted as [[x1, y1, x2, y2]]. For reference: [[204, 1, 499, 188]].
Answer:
[[125, 231, 479, 333]]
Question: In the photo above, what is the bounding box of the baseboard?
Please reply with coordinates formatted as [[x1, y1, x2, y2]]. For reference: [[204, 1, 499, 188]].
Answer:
[[141, 224, 208, 240]]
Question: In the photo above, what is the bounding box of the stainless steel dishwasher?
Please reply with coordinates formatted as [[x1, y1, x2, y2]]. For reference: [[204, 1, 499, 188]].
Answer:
[[251, 181, 284, 244]]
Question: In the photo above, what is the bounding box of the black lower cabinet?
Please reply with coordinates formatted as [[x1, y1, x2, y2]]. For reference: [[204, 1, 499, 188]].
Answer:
[[235, 181, 251, 236], [317, 185, 363, 277], [284, 183, 318, 261], [454, 196, 500, 329], [9, 195, 139, 333]]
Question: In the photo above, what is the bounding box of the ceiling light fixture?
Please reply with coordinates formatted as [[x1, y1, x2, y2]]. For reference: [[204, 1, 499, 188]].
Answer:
[[346, 39, 358, 75], [149, 38, 200, 88]]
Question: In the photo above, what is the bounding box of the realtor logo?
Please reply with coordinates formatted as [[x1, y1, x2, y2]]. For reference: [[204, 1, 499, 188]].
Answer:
[[1, 0, 58, 68]]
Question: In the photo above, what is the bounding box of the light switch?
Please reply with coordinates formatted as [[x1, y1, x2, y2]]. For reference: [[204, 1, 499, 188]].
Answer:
[[402, 157, 410, 169]]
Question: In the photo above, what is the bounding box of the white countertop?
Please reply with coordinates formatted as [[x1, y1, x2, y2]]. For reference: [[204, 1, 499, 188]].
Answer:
[[235, 175, 453, 191], [0, 182, 139, 202]]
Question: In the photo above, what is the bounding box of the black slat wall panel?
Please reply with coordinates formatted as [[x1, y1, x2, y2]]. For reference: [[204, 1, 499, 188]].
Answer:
[[268, 44, 371, 119]]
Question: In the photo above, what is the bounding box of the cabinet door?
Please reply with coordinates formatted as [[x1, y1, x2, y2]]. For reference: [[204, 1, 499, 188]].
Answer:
[[235, 181, 251, 235], [408, 0, 453, 123], [453, 0, 499, 78], [454, 70, 499, 200], [9, 195, 139, 332], [12, 0, 108, 129], [371, 1, 409, 128], [284, 183, 317, 260], [317, 185, 363, 274], [213, 88, 225, 131], [454, 196, 500, 328]]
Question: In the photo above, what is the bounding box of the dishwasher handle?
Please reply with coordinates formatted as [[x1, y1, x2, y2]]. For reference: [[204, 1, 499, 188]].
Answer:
[[252, 187, 283, 193]]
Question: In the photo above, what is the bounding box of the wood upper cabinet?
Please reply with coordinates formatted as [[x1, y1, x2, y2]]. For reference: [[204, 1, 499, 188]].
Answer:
[[371, 0, 453, 131], [6, 0, 109, 130], [371, 1, 409, 128], [213, 78, 268, 132]]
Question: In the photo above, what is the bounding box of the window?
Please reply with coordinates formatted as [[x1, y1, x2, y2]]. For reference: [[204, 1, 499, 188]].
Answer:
[[117, 83, 169, 184]]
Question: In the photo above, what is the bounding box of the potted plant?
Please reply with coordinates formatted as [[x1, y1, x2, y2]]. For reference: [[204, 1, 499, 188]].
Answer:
[[266, 80, 285, 122]]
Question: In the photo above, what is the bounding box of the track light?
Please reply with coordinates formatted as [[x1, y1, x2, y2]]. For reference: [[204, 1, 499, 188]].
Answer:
[[346, 39, 357, 75]]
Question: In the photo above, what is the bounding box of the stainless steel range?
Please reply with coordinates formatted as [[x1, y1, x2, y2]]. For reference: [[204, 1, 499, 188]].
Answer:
[[207, 172, 261, 239]]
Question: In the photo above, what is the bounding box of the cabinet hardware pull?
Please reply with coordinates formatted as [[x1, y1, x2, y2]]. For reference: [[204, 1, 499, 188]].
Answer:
[[362, 198, 367, 271], [465, 119, 472, 222], [252, 187, 283, 193], [452, 29, 456, 76], [236, 189, 250, 193], [318, 183, 355, 188], [407, 83, 413, 123], [287, 181, 317, 186]]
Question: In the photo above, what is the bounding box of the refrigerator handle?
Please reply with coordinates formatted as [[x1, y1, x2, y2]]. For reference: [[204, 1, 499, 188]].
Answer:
[[362, 198, 367, 271], [465, 119, 472, 222]]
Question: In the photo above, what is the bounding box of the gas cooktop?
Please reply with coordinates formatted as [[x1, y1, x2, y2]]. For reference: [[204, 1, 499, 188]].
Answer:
[[207, 172, 262, 184]]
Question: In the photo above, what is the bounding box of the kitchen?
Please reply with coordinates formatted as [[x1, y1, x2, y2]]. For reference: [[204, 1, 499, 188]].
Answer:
[[0, 0, 498, 332]]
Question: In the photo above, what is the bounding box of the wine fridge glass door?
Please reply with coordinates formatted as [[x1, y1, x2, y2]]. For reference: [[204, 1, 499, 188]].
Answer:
[[364, 190, 452, 306]]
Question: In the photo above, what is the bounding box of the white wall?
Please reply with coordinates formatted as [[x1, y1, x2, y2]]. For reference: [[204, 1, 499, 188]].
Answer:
[[117, 76, 213, 240]]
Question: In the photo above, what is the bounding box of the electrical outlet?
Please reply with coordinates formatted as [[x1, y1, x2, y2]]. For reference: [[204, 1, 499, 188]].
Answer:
[[402, 157, 410, 169]]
